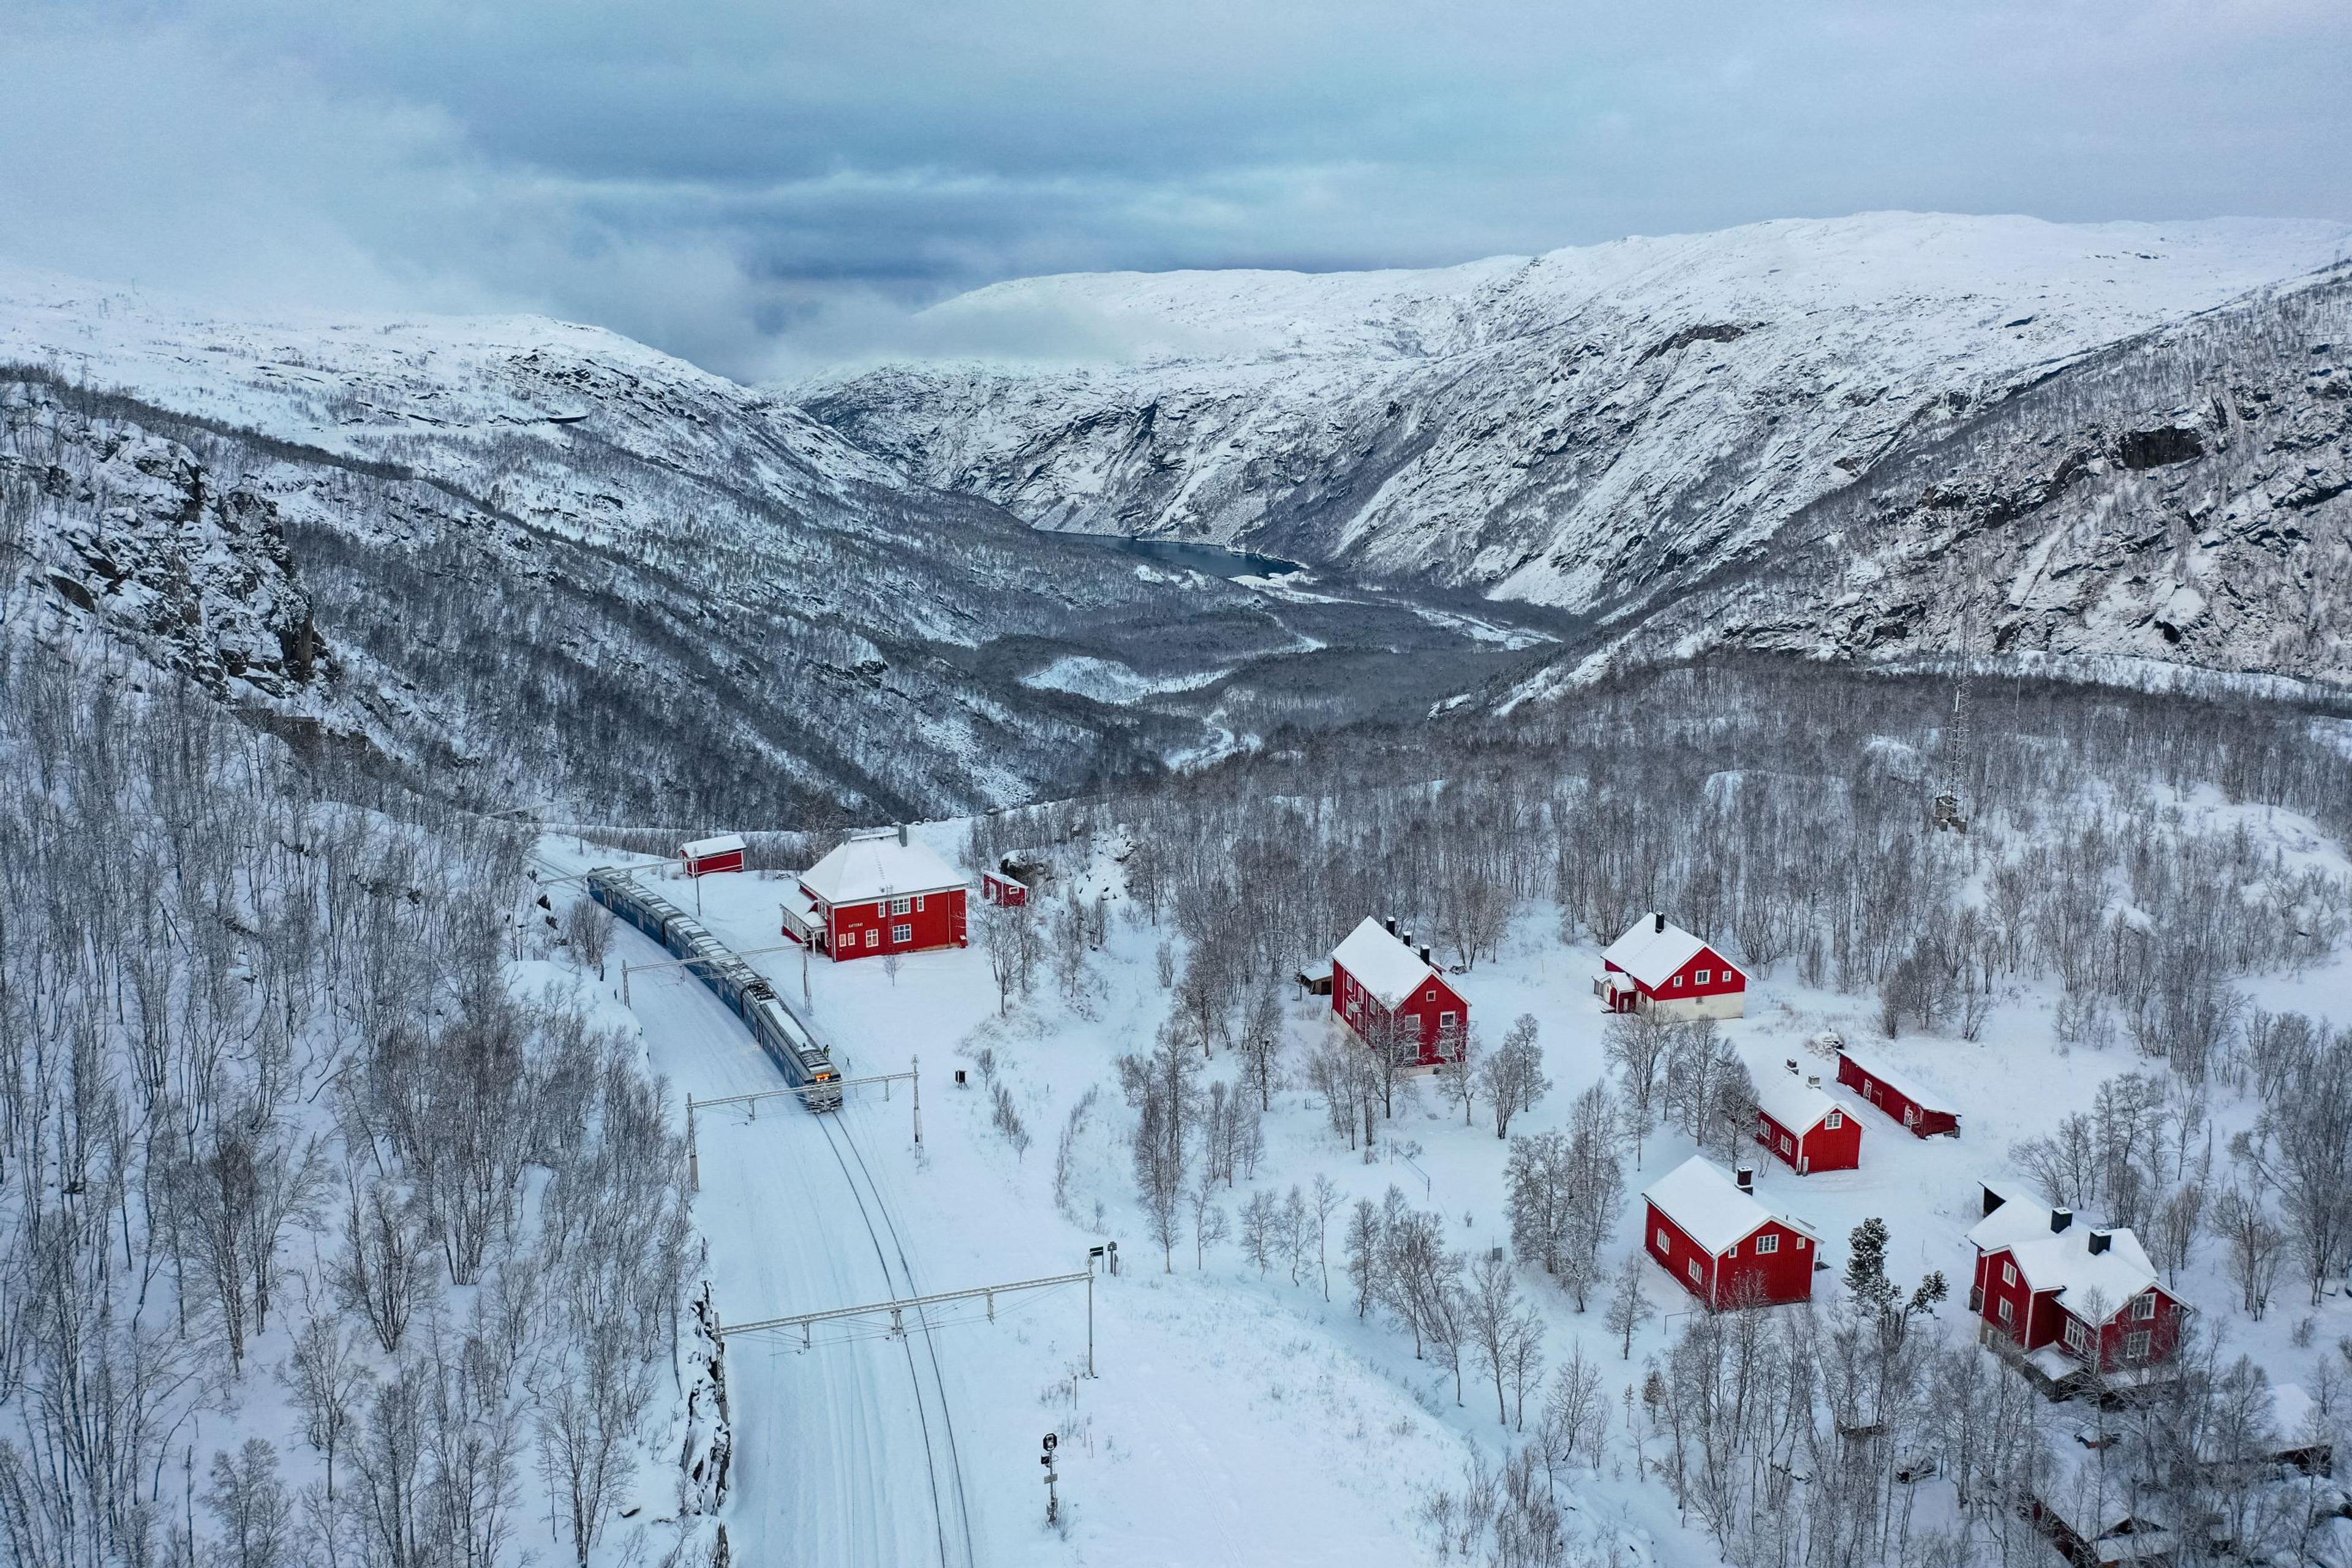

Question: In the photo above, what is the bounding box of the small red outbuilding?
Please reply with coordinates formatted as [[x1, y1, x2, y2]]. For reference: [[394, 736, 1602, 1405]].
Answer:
[[1754, 1072, 1862, 1175], [981, 869, 1028, 907], [1642, 1156, 1819, 1308], [680, 834, 747, 877], [1834, 1049, 1961, 1139]]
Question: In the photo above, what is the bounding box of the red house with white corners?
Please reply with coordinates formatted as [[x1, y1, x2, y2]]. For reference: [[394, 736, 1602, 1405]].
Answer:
[[979, 869, 1028, 908], [680, 833, 746, 877], [1967, 1184, 2186, 1378], [781, 826, 968, 962], [1329, 916, 1467, 1068], [1643, 1156, 1819, 1308], [1754, 1071, 1861, 1174], [1595, 913, 1747, 1020], [1835, 1047, 1961, 1139]]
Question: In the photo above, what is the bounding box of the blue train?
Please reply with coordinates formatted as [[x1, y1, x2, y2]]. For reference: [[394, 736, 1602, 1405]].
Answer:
[[586, 867, 843, 1110]]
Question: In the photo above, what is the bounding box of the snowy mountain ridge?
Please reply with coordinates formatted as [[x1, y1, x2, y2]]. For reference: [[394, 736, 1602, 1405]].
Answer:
[[798, 212, 2352, 683]]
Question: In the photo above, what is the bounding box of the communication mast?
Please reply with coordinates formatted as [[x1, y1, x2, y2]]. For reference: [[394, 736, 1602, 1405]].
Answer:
[[1932, 597, 1975, 833]]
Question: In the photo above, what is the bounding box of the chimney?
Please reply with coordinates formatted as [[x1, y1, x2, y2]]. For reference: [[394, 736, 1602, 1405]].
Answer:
[[1806, 1074, 1821, 1090], [1653, 912, 1666, 934], [2051, 1207, 2073, 1235], [896, 823, 909, 846], [2087, 1229, 2112, 1256], [1385, 916, 1398, 937], [1981, 1183, 2008, 1218], [1735, 1167, 1755, 1194], [1401, 928, 1414, 950], [1419, 944, 1433, 966], [1785, 1059, 1800, 1076]]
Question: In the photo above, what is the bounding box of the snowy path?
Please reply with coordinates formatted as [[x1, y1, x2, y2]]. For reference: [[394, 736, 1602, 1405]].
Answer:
[[611, 921, 980, 1567]]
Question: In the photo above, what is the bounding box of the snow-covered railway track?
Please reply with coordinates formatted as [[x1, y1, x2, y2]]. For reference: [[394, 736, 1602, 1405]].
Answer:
[[815, 1109, 978, 1568]]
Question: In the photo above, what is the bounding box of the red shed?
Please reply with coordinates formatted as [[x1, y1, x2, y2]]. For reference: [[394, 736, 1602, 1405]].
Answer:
[[980, 869, 1028, 908], [680, 833, 746, 878], [1968, 1189, 2185, 1374], [1754, 1071, 1861, 1175], [1594, 913, 1747, 1021], [1329, 916, 1466, 1068], [1642, 1156, 1819, 1308], [1835, 1049, 1961, 1139], [782, 826, 968, 962]]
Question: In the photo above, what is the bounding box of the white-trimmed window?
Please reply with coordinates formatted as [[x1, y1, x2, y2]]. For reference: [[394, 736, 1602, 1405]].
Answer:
[[1439, 1011, 1459, 1031], [2064, 1317, 2089, 1355], [2002, 1261, 2017, 1286], [1687, 1259, 1703, 1283], [2125, 1330, 2152, 1360], [1696, 968, 1711, 984], [1673, 974, 1686, 987], [892, 924, 912, 943], [914, 894, 925, 911], [1998, 1297, 2015, 1325], [1754, 1232, 1779, 1254], [1655, 1229, 1670, 1254], [2133, 1293, 2157, 1320], [864, 929, 878, 948], [1795, 1237, 1806, 1250], [1781, 1135, 1794, 1154], [1825, 1110, 1842, 1128], [890, 896, 912, 916]]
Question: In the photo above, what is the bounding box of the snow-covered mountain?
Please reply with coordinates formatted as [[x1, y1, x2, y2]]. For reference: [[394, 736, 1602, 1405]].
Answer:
[[797, 213, 2352, 682], [0, 268, 1556, 821]]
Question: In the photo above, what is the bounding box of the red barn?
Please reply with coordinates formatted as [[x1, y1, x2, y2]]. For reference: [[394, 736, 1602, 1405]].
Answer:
[[1643, 1156, 1819, 1308], [1835, 1048, 1961, 1139], [781, 826, 968, 962], [1594, 913, 1747, 1020], [1968, 1188, 2185, 1376], [1754, 1072, 1861, 1174], [1329, 916, 1466, 1068], [680, 833, 746, 877], [980, 869, 1028, 908]]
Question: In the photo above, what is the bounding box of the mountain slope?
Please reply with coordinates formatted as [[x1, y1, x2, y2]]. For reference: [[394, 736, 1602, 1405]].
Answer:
[[797, 213, 2352, 679]]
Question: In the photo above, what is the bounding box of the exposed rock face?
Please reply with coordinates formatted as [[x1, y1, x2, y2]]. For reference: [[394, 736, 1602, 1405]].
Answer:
[[3, 386, 331, 699]]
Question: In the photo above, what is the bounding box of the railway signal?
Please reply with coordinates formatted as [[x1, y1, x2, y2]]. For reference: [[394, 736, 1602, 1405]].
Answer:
[[1042, 1433, 1059, 1527]]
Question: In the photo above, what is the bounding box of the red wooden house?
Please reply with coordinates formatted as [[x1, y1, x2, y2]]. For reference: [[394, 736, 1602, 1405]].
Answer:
[[1835, 1048, 1961, 1138], [1643, 1156, 1819, 1308], [980, 869, 1028, 907], [781, 826, 968, 962], [680, 834, 747, 877], [1594, 913, 1747, 1021], [1755, 1071, 1861, 1175], [1967, 1187, 2185, 1377], [1329, 916, 1466, 1068]]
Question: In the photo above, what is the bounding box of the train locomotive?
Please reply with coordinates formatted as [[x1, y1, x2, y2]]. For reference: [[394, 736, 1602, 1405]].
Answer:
[[586, 867, 843, 1110]]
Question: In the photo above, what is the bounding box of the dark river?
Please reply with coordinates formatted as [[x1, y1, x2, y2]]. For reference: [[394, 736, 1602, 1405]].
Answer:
[[1071, 533, 1304, 579]]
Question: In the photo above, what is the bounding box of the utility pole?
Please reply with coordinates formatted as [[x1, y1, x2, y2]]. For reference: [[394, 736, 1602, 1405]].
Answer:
[[1087, 1245, 1107, 1376], [687, 1096, 699, 1193], [912, 1055, 922, 1149], [1041, 1433, 1060, 1528]]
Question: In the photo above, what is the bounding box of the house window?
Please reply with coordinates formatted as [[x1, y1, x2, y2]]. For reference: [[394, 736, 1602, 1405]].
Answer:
[[890, 897, 912, 916], [1439, 1012, 1458, 1031], [2064, 1317, 2089, 1355], [914, 894, 925, 911], [892, 924, 912, 943], [1687, 1259, 1703, 1283], [1673, 974, 1686, 987], [2002, 1261, 2017, 1286], [864, 930, 878, 949], [1780, 1135, 1793, 1154], [1998, 1297, 2015, 1325], [1825, 1110, 1842, 1129], [1795, 1237, 1806, 1250], [2133, 1294, 2157, 1321], [1754, 1233, 1779, 1254], [1426, 989, 1436, 1001], [2125, 1330, 2152, 1361], [1655, 1229, 1670, 1254], [1696, 969, 1711, 984]]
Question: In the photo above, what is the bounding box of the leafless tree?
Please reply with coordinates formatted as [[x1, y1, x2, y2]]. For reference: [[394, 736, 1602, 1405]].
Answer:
[[1479, 1014, 1548, 1140]]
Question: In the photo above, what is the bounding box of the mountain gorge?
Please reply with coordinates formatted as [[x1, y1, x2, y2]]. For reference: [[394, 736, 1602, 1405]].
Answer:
[[799, 213, 2352, 686]]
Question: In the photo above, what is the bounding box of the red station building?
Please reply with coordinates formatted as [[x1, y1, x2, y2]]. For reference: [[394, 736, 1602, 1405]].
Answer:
[[1594, 913, 1748, 1020], [781, 826, 968, 962], [1329, 916, 1468, 1068]]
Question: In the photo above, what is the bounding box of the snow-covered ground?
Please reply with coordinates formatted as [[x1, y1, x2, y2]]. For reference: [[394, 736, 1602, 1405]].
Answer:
[[543, 788, 2352, 1566]]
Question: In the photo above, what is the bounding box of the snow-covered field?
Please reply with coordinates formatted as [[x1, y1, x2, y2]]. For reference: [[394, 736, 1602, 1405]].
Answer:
[[545, 788, 2352, 1567]]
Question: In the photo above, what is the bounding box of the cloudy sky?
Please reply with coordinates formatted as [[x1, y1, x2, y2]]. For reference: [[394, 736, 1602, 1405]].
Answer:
[[4, 0, 2348, 377]]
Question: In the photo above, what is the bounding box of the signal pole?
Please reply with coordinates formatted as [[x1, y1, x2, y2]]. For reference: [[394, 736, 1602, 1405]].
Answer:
[[1041, 1433, 1060, 1527]]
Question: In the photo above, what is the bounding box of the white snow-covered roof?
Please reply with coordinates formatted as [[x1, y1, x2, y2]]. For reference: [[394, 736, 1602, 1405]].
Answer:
[[1602, 914, 1728, 989], [1973, 1191, 2162, 1318], [1835, 1047, 1956, 1114], [799, 830, 965, 905], [1330, 918, 1439, 1009], [1755, 1073, 1843, 1136], [1643, 1156, 1814, 1254], [681, 833, 746, 859]]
